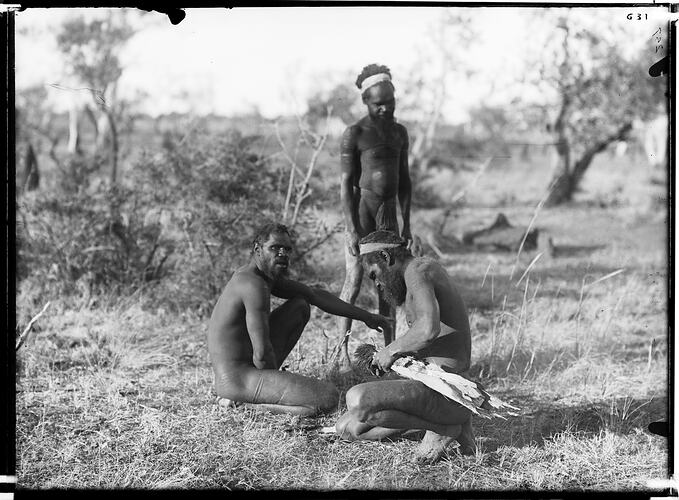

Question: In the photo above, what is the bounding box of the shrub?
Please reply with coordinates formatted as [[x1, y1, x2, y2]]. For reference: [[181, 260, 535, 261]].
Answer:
[[17, 127, 281, 315]]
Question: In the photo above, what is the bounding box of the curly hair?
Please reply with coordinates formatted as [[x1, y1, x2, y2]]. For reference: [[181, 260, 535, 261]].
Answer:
[[359, 230, 410, 264], [355, 63, 393, 90], [252, 222, 291, 253]]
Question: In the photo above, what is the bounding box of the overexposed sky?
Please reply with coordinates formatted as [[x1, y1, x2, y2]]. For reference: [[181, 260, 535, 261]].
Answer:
[[15, 6, 669, 121]]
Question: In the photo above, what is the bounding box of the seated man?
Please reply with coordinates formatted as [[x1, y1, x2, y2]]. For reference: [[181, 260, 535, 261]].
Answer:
[[207, 222, 392, 417], [335, 230, 476, 462]]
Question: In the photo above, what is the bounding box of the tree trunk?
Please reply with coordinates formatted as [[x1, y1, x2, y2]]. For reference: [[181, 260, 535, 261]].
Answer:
[[546, 122, 633, 206], [67, 104, 82, 155], [95, 112, 110, 152], [545, 149, 574, 206], [545, 89, 572, 206], [21, 142, 40, 192], [105, 109, 119, 184], [83, 104, 100, 154]]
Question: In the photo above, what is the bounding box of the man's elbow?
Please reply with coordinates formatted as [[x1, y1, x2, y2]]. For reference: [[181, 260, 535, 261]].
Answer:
[[422, 323, 441, 343]]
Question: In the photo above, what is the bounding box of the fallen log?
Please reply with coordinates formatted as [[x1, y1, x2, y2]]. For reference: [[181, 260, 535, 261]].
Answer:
[[462, 213, 539, 252]]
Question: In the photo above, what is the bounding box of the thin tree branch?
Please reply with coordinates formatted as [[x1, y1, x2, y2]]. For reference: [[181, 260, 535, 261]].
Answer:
[[16, 302, 51, 350]]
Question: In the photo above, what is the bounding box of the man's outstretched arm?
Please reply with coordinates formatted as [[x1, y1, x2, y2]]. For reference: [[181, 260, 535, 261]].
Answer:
[[273, 279, 391, 336], [340, 126, 361, 256]]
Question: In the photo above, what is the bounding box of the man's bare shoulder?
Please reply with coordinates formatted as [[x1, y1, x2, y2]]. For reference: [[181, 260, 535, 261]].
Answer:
[[343, 116, 370, 137], [341, 123, 361, 148], [404, 257, 446, 283], [395, 122, 409, 138], [225, 267, 269, 296]]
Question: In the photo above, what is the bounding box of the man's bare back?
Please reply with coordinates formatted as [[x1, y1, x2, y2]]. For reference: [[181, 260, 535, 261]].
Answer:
[[399, 257, 471, 373]]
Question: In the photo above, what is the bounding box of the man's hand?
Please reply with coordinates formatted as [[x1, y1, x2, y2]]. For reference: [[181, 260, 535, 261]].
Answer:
[[253, 344, 277, 370], [363, 313, 392, 338], [372, 347, 397, 372], [345, 230, 360, 257], [401, 227, 413, 249]]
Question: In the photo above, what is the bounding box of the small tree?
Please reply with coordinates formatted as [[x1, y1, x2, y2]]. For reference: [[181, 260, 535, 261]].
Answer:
[[400, 11, 477, 175], [16, 85, 65, 192], [56, 11, 135, 184], [530, 11, 667, 205]]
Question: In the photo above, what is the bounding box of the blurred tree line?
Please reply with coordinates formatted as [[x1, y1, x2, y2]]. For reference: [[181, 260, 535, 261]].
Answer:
[[15, 8, 668, 315], [307, 9, 667, 206], [15, 11, 335, 316]]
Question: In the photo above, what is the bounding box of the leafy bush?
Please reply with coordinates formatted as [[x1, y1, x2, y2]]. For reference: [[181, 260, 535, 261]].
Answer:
[[18, 126, 281, 315]]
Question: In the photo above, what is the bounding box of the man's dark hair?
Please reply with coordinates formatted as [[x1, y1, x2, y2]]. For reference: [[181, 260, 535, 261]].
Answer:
[[355, 63, 393, 90], [359, 230, 410, 264], [252, 222, 291, 253]]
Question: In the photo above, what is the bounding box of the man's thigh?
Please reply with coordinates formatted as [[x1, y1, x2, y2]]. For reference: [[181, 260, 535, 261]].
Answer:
[[351, 379, 466, 425], [227, 364, 337, 409]]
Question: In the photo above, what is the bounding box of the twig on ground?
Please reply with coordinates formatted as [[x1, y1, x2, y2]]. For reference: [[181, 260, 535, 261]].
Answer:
[[328, 330, 352, 366], [16, 302, 51, 350]]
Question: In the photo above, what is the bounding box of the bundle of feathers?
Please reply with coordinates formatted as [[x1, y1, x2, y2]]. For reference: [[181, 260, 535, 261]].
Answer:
[[354, 343, 519, 420]]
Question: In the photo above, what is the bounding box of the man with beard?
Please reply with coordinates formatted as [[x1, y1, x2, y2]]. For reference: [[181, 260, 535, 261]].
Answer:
[[334, 230, 476, 463], [338, 63, 413, 351], [208, 223, 392, 416]]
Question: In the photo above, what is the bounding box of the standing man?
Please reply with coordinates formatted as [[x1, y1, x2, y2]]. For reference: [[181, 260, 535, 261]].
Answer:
[[208, 222, 392, 417], [334, 230, 475, 463], [338, 63, 413, 351]]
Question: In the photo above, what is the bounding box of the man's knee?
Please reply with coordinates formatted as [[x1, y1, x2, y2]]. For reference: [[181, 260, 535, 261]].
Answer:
[[288, 296, 310, 324], [215, 373, 246, 402], [335, 412, 360, 440], [345, 384, 375, 421]]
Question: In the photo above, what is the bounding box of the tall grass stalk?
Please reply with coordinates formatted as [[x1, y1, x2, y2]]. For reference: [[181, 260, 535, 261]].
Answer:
[[506, 276, 531, 376], [509, 189, 551, 281]]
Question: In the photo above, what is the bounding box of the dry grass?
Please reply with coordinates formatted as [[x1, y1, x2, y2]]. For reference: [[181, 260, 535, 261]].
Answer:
[[16, 166, 669, 492]]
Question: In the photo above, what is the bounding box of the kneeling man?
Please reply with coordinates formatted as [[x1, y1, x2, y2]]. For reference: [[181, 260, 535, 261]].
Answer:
[[335, 230, 476, 462], [208, 222, 392, 417]]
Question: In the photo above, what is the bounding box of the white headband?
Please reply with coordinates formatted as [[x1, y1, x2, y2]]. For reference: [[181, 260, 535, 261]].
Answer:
[[359, 242, 402, 255], [359, 73, 392, 93]]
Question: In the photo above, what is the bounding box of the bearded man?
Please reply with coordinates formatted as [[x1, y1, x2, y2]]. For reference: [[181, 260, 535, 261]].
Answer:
[[334, 230, 475, 463], [337, 63, 413, 350], [207, 223, 392, 416]]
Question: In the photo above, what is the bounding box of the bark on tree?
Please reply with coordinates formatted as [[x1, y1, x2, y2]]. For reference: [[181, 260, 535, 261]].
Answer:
[[20, 142, 40, 192], [104, 108, 119, 184], [67, 104, 82, 155]]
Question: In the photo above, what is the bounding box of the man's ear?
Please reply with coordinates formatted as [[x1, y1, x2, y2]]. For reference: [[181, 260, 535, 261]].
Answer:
[[380, 250, 394, 266]]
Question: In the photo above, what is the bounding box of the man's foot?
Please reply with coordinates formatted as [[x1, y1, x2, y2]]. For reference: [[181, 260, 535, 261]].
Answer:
[[218, 397, 240, 409], [383, 428, 426, 442], [400, 428, 427, 441], [413, 429, 460, 464], [456, 418, 477, 455]]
